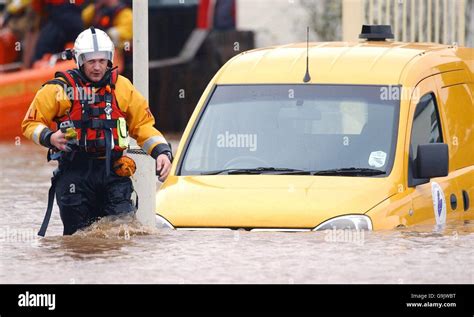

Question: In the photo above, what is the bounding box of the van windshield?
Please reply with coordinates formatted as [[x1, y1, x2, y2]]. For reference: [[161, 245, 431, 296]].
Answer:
[[179, 85, 400, 176]]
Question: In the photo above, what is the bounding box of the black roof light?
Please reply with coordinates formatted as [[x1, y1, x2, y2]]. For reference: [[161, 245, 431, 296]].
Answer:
[[359, 25, 394, 41]]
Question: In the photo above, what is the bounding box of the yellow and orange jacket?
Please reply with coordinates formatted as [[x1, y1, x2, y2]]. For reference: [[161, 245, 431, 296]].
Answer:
[[21, 73, 170, 159]]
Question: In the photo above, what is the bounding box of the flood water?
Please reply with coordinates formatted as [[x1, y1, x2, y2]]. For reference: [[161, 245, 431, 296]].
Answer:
[[0, 138, 473, 284]]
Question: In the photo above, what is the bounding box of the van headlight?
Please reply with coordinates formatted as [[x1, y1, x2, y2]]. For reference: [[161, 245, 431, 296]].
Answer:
[[313, 215, 373, 231], [155, 214, 175, 229]]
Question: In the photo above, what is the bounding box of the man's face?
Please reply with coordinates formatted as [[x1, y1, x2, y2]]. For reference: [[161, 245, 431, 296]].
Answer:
[[82, 58, 108, 82]]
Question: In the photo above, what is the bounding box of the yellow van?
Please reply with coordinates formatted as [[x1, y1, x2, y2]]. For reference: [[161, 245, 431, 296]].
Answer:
[[155, 25, 474, 231]]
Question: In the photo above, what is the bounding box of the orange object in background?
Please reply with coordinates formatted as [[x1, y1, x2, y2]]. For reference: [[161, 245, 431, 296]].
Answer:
[[0, 59, 76, 142], [0, 30, 20, 64], [0, 48, 124, 142], [197, 0, 213, 29]]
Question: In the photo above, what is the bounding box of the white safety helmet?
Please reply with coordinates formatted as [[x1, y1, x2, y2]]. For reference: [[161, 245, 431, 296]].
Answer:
[[73, 27, 114, 68]]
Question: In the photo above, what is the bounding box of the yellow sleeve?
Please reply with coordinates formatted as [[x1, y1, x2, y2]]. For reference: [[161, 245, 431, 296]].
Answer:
[[115, 76, 170, 158], [6, 0, 31, 15], [81, 4, 95, 27], [109, 8, 133, 47], [21, 84, 70, 145]]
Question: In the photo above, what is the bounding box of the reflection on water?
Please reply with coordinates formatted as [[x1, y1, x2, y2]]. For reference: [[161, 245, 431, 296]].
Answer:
[[39, 236, 131, 260], [75, 215, 159, 239], [0, 142, 473, 284]]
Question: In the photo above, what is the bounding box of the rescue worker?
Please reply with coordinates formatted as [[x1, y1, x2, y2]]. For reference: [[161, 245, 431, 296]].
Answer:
[[81, 0, 132, 50], [21, 27, 172, 236], [1, 0, 33, 44], [0, 0, 34, 65]]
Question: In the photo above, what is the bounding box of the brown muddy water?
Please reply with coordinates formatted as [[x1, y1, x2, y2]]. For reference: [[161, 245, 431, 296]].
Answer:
[[0, 138, 473, 284]]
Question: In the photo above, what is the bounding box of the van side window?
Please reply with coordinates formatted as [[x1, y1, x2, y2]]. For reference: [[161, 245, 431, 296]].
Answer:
[[410, 93, 443, 161]]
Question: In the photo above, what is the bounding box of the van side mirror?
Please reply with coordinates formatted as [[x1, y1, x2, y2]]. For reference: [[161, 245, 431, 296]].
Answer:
[[415, 143, 449, 179]]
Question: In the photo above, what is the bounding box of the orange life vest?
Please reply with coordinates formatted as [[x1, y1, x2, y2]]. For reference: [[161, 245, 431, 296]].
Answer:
[[45, 68, 127, 155]]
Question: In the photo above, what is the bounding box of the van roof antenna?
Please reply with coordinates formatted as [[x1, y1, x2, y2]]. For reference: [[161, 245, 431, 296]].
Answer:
[[303, 26, 311, 83]]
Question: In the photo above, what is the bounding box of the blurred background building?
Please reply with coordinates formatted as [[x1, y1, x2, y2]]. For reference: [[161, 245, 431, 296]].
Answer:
[[239, 0, 473, 47]]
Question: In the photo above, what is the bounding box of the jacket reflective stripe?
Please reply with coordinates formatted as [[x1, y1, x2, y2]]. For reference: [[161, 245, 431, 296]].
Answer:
[[32, 124, 47, 145], [142, 135, 167, 154]]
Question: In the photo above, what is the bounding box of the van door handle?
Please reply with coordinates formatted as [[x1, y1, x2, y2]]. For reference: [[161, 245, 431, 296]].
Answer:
[[450, 194, 457, 210], [462, 190, 470, 211]]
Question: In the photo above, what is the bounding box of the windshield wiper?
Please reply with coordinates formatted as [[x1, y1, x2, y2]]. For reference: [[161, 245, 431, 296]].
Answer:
[[201, 167, 311, 175], [201, 167, 384, 176], [312, 167, 386, 176]]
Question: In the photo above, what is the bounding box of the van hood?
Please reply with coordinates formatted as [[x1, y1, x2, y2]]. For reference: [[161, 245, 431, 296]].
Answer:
[[156, 175, 397, 229]]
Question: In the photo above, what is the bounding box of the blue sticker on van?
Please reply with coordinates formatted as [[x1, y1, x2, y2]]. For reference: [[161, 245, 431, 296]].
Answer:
[[431, 182, 447, 226], [437, 192, 442, 217]]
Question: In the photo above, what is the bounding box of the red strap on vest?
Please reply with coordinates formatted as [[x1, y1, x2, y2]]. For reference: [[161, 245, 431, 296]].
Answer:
[[44, 0, 84, 6]]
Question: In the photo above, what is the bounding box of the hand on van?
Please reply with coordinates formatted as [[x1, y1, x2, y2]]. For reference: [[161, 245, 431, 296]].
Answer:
[[156, 154, 172, 182]]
